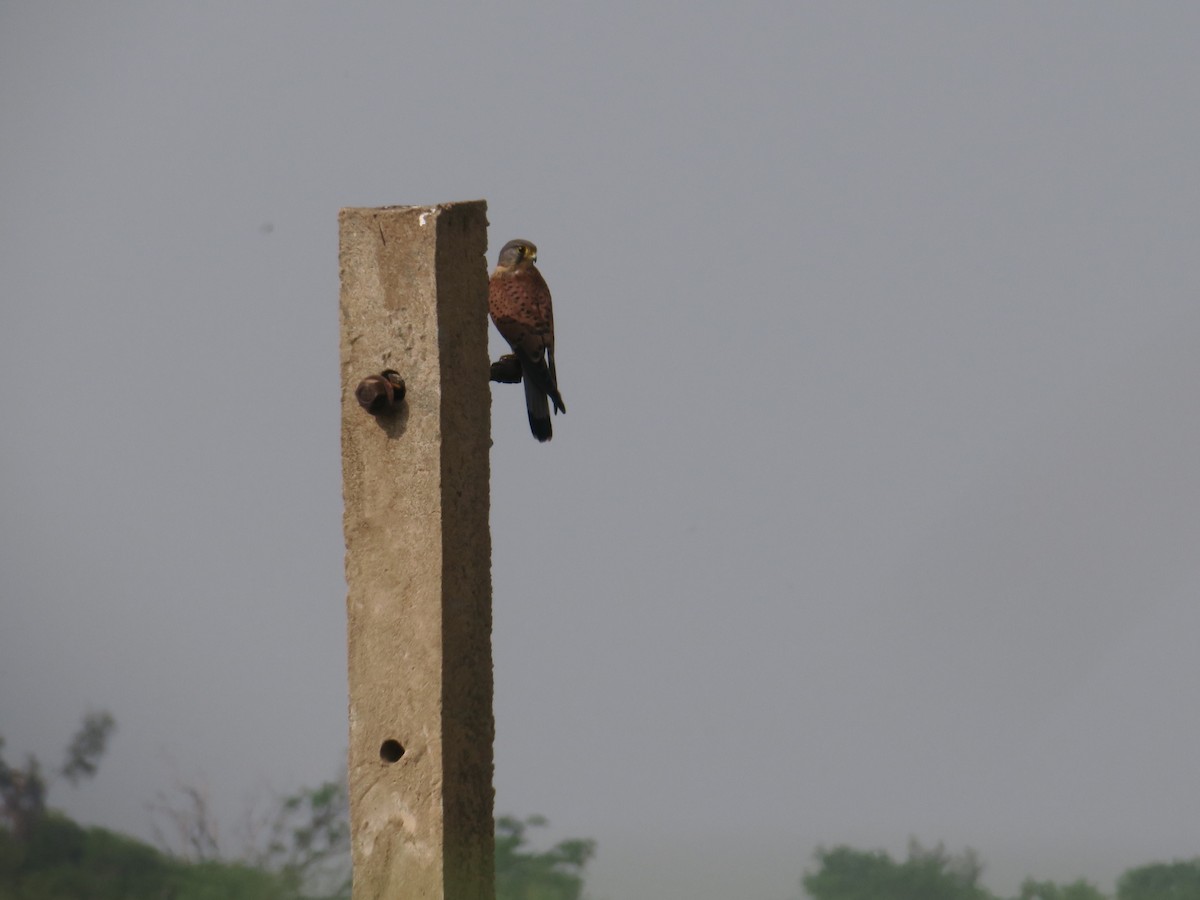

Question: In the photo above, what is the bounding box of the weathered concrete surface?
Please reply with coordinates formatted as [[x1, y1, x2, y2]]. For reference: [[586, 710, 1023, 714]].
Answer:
[[339, 202, 494, 900]]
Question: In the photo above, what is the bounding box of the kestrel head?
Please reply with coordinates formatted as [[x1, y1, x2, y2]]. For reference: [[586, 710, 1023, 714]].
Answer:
[[497, 239, 538, 268]]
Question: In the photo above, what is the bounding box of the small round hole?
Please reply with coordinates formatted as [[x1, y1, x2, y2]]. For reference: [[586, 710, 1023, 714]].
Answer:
[[380, 739, 405, 763]]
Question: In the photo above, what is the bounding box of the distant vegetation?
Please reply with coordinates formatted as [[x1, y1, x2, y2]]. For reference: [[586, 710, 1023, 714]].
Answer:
[[0, 813, 298, 900], [1, 713, 592, 900], [4, 714, 1197, 899], [802, 841, 1200, 900], [0, 809, 593, 900]]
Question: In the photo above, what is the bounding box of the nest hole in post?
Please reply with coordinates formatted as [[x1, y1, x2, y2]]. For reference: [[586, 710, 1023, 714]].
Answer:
[[380, 739, 405, 763]]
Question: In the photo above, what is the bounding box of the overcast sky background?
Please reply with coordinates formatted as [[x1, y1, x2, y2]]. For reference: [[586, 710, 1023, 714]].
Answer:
[[3, 4, 1200, 899]]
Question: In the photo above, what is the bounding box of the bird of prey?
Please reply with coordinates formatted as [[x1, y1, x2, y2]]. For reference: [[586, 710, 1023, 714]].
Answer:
[[488, 238, 565, 441]]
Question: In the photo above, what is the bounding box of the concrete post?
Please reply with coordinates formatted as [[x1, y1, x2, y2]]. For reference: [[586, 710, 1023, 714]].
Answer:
[[339, 201, 494, 900]]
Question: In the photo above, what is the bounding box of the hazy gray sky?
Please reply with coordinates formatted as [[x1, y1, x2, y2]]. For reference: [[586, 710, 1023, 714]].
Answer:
[[3, 4, 1200, 898]]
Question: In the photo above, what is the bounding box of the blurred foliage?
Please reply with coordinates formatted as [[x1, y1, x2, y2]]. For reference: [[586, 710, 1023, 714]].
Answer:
[[803, 840, 991, 900], [0, 807, 593, 900], [0, 737, 46, 842], [1016, 876, 1108, 900], [59, 712, 115, 787], [0, 813, 292, 900], [1, 710, 113, 843], [495, 814, 595, 900], [0, 715, 292, 899], [802, 845, 1200, 900], [2, 717, 595, 899], [1116, 859, 1200, 900]]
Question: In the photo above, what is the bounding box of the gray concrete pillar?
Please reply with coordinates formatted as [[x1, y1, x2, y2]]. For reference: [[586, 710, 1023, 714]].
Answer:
[[339, 201, 494, 900]]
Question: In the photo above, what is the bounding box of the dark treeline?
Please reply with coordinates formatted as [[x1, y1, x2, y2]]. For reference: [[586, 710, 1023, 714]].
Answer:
[[803, 841, 1200, 900], [0, 811, 593, 900], [4, 714, 1197, 899], [1, 714, 592, 900]]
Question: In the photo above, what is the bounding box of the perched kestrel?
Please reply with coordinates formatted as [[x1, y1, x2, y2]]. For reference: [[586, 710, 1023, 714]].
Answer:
[[489, 239, 565, 442]]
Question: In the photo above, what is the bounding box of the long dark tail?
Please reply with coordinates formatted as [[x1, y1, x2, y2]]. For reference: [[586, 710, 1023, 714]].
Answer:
[[523, 371, 552, 441], [519, 352, 565, 442]]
